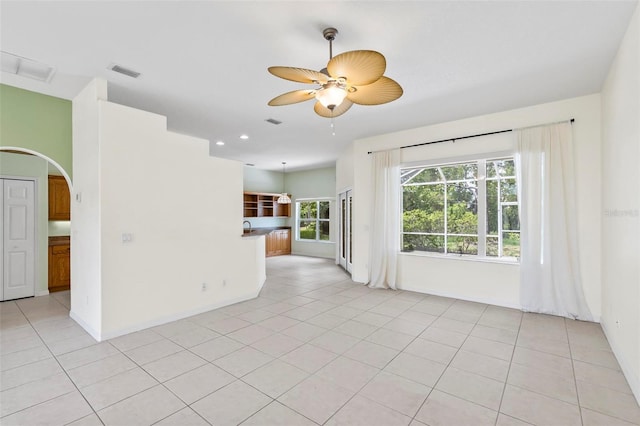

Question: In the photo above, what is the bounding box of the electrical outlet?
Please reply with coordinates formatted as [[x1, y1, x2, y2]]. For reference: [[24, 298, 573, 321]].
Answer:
[[616, 319, 621, 328], [201, 283, 207, 291]]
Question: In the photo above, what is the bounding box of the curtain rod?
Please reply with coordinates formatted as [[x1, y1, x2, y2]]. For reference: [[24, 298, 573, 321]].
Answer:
[[367, 118, 575, 155]]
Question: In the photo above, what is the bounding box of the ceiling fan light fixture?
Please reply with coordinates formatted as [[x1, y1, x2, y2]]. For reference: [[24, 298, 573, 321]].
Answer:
[[315, 82, 347, 110], [267, 27, 402, 118]]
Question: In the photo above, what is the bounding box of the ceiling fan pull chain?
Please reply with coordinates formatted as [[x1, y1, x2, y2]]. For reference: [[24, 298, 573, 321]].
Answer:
[[331, 114, 336, 136]]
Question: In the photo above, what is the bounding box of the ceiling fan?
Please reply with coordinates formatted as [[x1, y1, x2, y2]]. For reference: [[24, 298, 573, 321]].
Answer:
[[267, 27, 403, 118]]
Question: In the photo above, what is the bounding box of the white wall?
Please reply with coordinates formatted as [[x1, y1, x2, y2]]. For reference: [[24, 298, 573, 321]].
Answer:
[[70, 79, 105, 337], [71, 79, 265, 340], [0, 151, 49, 295], [336, 142, 354, 194], [285, 167, 336, 259], [601, 4, 640, 403], [340, 94, 602, 315]]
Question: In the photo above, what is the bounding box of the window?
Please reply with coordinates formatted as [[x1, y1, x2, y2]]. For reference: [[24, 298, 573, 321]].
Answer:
[[297, 200, 331, 242], [401, 157, 520, 259]]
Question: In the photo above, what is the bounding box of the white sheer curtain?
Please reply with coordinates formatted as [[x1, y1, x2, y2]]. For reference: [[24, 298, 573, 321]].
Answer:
[[369, 149, 401, 289], [515, 122, 592, 320]]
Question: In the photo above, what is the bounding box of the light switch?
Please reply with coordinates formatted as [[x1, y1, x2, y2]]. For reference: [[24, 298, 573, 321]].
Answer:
[[121, 233, 133, 243]]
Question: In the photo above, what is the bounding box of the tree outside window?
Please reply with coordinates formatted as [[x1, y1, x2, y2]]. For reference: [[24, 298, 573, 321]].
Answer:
[[402, 158, 519, 259], [298, 200, 331, 241]]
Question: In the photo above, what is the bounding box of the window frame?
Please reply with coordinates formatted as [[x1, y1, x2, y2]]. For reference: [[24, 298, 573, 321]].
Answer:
[[296, 198, 333, 243], [401, 156, 520, 262]]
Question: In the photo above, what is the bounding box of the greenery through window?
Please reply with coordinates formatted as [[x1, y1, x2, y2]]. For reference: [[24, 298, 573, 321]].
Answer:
[[402, 158, 520, 259], [298, 200, 331, 242]]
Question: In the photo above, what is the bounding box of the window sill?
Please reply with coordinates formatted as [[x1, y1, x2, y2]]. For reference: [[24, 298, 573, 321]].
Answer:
[[399, 251, 519, 265]]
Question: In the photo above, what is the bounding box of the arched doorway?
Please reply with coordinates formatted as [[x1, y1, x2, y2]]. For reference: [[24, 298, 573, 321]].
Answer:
[[0, 147, 73, 301]]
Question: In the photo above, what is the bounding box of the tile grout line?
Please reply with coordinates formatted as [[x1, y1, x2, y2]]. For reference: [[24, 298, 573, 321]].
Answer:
[[494, 308, 524, 426], [275, 284, 423, 424], [563, 320, 639, 425], [409, 303, 502, 424], [6, 297, 106, 426]]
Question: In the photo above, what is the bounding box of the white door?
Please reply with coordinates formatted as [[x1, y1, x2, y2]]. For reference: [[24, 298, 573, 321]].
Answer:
[[338, 189, 353, 273], [1, 179, 36, 301]]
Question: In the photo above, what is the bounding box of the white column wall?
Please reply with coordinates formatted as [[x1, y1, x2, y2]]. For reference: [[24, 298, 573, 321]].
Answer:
[[601, 4, 640, 403], [70, 79, 106, 337]]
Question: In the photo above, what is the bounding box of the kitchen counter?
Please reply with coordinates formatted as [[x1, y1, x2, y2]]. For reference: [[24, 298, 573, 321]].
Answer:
[[49, 235, 71, 245], [242, 226, 291, 237]]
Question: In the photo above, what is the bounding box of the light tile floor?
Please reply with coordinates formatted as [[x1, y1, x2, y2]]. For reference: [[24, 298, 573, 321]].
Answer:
[[1, 255, 639, 425]]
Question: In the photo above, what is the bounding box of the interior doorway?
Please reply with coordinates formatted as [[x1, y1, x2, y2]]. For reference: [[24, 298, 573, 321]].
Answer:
[[0, 148, 72, 300], [338, 189, 353, 274]]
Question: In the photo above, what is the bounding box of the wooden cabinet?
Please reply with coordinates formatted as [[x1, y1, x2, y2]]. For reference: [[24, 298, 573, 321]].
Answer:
[[266, 229, 291, 257], [48, 175, 70, 220], [48, 236, 70, 292], [243, 192, 290, 218]]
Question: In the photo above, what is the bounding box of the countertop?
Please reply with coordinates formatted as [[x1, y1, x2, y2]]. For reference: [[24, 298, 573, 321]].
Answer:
[[49, 235, 70, 246], [242, 226, 291, 238]]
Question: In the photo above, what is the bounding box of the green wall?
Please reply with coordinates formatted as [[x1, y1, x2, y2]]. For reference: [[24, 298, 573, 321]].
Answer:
[[285, 166, 337, 259], [0, 84, 72, 178]]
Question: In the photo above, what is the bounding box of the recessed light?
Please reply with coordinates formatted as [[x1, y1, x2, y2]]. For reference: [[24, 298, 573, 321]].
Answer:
[[239, 134, 249, 140], [216, 141, 225, 146]]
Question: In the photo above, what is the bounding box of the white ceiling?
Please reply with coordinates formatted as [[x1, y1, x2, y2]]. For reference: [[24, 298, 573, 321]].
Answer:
[[1, 1, 637, 171]]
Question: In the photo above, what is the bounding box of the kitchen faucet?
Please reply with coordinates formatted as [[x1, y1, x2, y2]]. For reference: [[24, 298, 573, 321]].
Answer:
[[243, 220, 252, 233]]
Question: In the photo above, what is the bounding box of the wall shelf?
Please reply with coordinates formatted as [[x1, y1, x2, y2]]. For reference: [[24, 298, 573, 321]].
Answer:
[[243, 192, 291, 217]]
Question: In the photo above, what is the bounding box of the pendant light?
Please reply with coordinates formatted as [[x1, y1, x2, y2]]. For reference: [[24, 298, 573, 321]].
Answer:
[[277, 162, 291, 204]]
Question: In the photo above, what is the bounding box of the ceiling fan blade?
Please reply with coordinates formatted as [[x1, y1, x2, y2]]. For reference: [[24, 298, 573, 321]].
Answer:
[[313, 99, 353, 118], [268, 89, 317, 106], [327, 50, 386, 86], [347, 76, 403, 105], [268, 66, 329, 84]]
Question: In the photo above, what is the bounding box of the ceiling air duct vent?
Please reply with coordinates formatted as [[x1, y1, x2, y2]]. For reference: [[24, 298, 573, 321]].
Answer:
[[266, 118, 282, 125], [108, 63, 141, 78], [1, 51, 56, 82]]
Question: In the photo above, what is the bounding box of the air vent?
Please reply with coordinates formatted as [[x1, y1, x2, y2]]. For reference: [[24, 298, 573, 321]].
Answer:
[[108, 64, 141, 78], [245, 163, 255, 167], [266, 118, 282, 125], [1, 51, 56, 82]]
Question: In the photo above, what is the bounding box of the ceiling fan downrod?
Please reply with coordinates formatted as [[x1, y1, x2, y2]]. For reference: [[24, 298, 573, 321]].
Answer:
[[323, 27, 338, 60]]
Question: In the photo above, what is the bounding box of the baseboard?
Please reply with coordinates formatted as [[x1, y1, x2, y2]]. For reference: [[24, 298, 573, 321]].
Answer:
[[601, 320, 640, 405], [290, 251, 335, 260], [69, 310, 101, 341], [396, 283, 522, 310], [96, 289, 262, 342]]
